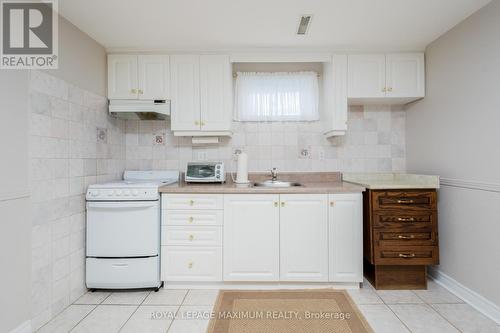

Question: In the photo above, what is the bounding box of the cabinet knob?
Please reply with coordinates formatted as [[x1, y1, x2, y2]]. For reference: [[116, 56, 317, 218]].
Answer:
[[274, 202, 278, 207], [281, 202, 285, 207], [188, 216, 194, 223], [188, 261, 193, 269], [200, 121, 205, 126], [330, 201, 334, 207], [382, 87, 387, 93], [189, 200, 194, 206], [195, 121, 200, 126], [188, 234, 194, 241], [387, 87, 393, 92], [138, 89, 144, 94], [131, 89, 137, 94]]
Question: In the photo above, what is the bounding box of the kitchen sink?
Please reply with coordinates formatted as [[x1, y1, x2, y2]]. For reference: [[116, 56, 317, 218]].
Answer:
[[253, 180, 302, 188]]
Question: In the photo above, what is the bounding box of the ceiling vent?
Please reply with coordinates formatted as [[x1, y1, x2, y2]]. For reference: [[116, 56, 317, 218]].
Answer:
[[297, 15, 312, 35]]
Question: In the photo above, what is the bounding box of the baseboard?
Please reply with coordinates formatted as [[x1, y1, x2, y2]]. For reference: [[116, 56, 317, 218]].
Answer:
[[429, 267, 500, 324], [8, 320, 31, 333]]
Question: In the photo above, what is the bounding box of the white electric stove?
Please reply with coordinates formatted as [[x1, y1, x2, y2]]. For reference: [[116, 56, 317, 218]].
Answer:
[[85, 170, 179, 290]]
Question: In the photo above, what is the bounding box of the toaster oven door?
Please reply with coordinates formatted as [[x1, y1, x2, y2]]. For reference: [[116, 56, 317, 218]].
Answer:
[[187, 164, 216, 179]]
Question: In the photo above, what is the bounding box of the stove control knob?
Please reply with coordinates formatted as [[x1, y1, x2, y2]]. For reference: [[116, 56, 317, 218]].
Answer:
[[132, 190, 139, 196]]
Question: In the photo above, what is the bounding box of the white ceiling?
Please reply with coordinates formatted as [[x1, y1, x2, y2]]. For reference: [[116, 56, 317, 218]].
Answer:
[[59, 0, 490, 52]]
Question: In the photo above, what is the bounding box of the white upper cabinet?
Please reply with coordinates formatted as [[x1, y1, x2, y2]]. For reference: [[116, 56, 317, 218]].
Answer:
[[170, 55, 201, 131], [347, 53, 425, 104], [138, 55, 170, 100], [200, 55, 232, 131], [108, 55, 138, 99], [171, 54, 232, 135], [386, 53, 425, 98], [348, 54, 386, 98], [279, 194, 329, 282], [323, 55, 348, 138], [108, 54, 170, 100], [223, 194, 280, 281], [329, 193, 363, 283]]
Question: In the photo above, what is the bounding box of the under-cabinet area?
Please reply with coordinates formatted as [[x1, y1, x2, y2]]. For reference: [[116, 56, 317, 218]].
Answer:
[[160, 192, 363, 287]]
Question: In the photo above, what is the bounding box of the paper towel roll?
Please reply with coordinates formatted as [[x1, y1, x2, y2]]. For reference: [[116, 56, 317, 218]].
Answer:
[[235, 152, 249, 184]]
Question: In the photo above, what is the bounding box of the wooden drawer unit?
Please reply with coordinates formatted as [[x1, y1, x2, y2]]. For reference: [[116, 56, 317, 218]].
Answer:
[[372, 190, 436, 211], [364, 188, 439, 289], [161, 246, 222, 281], [162, 226, 222, 246], [162, 209, 223, 226], [374, 246, 439, 265], [162, 194, 223, 210], [374, 231, 437, 247], [373, 210, 436, 229]]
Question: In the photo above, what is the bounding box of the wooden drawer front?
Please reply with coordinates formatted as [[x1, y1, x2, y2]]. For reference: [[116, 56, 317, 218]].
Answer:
[[162, 194, 223, 210], [375, 231, 437, 247], [161, 246, 222, 281], [372, 190, 436, 211], [373, 211, 436, 229], [162, 226, 222, 246], [374, 246, 439, 265], [162, 210, 223, 226]]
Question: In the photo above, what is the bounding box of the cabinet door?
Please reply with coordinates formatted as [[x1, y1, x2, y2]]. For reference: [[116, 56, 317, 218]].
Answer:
[[386, 53, 425, 98], [200, 55, 232, 131], [348, 54, 386, 98], [280, 194, 328, 281], [170, 55, 201, 131], [323, 55, 348, 137], [138, 55, 170, 100], [329, 193, 363, 282], [223, 194, 280, 281], [108, 55, 138, 99]]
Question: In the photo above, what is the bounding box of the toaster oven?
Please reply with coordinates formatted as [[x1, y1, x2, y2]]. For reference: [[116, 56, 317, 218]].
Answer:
[[185, 162, 226, 183]]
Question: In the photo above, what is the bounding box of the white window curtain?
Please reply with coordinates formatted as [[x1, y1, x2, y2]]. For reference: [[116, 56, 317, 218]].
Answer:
[[234, 71, 319, 122]]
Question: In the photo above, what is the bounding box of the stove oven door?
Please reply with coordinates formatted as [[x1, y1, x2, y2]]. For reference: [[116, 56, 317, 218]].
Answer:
[[86, 200, 160, 257]]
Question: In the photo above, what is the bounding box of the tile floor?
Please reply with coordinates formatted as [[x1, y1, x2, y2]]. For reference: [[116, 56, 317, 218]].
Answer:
[[36, 279, 500, 333]]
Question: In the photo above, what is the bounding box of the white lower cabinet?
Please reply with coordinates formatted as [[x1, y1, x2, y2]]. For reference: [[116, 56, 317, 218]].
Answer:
[[279, 194, 329, 281], [328, 193, 363, 282], [223, 194, 280, 281], [161, 246, 222, 281]]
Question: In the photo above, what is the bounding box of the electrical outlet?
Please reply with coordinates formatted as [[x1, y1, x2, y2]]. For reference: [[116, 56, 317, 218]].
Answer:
[[298, 146, 311, 159], [96, 127, 107, 143]]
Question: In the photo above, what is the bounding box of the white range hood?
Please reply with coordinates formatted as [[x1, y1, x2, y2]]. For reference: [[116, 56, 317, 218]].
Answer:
[[109, 99, 170, 120]]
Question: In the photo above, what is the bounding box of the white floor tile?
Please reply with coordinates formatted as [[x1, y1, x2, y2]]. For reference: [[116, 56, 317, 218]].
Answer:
[[414, 280, 464, 304], [102, 290, 151, 305], [143, 289, 188, 305], [37, 305, 95, 333], [432, 303, 500, 333], [167, 319, 210, 333], [376, 290, 424, 304], [347, 288, 384, 305], [389, 304, 460, 333], [358, 304, 410, 333], [182, 290, 219, 306], [71, 305, 137, 333], [73, 291, 111, 305], [176, 305, 214, 320], [120, 305, 178, 333]]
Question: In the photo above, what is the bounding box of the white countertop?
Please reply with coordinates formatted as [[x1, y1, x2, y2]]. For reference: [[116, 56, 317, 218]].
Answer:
[[342, 173, 440, 189]]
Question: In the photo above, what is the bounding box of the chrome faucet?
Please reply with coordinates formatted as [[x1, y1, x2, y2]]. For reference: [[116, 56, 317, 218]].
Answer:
[[270, 168, 278, 181]]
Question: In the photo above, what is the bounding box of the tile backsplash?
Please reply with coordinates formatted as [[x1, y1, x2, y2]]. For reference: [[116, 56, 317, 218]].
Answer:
[[29, 71, 126, 330], [125, 105, 406, 174]]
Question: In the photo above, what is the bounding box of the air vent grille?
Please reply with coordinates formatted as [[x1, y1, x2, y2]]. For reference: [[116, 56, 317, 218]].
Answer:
[[297, 15, 312, 35]]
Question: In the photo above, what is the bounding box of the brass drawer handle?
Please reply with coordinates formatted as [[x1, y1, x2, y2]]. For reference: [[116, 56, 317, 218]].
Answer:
[[188, 216, 194, 223], [398, 253, 416, 258], [397, 217, 415, 222], [281, 202, 285, 207], [188, 234, 194, 241], [188, 261, 193, 269], [397, 235, 415, 240], [397, 199, 415, 204], [189, 200, 195, 206]]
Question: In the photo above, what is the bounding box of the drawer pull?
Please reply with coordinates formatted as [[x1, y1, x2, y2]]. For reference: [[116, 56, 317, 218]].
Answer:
[[398, 253, 416, 258], [188, 234, 194, 241], [274, 201, 278, 207], [397, 199, 415, 204], [188, 217, 194, 223], [398, 235, 415, 240], [397, 217, 415, 222], [188, 261, 193, 269], [189, 200, 195, 206]]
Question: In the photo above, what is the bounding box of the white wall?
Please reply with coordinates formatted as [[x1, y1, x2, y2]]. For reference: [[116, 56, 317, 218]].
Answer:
[[0, 71, 31, 333], [406, 0, 500, 307]]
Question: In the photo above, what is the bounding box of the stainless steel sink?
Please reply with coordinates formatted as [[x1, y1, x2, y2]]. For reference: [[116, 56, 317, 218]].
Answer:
[[253, 180, 302, 188]]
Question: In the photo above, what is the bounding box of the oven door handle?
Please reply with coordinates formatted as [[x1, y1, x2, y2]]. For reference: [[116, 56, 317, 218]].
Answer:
[[86, 201, 158, 209]]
